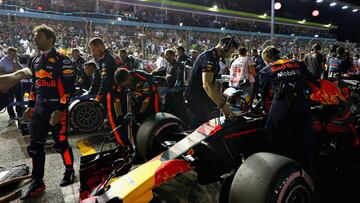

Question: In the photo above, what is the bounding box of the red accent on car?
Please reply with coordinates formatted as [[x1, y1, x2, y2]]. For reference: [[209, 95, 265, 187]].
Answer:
[[224, 129, 257, 139], [154, 159, 192, 186], [197, 123, 222, 136]]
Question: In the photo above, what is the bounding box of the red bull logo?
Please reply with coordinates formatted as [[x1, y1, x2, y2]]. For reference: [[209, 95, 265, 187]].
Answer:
[[36, 79, 56, 87], [310, 80, 346, 105], [35, 69, 53, 79], [35, 70, 56, 87]]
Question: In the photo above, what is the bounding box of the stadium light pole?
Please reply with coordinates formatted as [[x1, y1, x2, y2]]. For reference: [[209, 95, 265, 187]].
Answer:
[[271, 0, 275, 43]]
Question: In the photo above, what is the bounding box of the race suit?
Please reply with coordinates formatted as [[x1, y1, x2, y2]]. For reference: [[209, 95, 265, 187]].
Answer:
[[113, 70, 159, 145], [259, 59, 319, 169], [28, 48, 75, 181], [186, 48, 221, 129]]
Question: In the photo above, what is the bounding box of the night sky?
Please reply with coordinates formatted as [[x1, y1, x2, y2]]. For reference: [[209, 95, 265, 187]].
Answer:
[[215, 0, 360, 42]]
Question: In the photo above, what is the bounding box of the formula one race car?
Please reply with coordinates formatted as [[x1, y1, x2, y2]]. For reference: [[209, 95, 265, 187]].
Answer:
[[80, 79, 360, 203]]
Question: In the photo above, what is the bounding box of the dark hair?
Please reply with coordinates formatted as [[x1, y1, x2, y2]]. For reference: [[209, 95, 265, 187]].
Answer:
[[336, 47, 345, 56], [7, 47, 17, 53], [33, 24, 56, 45], [119, 49, 127, 54], [84, 61, 97, 69], [165, 49, 175, 56], [239, 47, 247, 55], [252, 48, 258, 53], [312, 44, 321, 51], [114, 68, 130, 85], [177, 46, 185, 53], [220, 36, 239, 51], [72, 48, 80, 53], [262, 46, 280, 62], [330, 44, 339, 53], [89, 37, 105, 47]]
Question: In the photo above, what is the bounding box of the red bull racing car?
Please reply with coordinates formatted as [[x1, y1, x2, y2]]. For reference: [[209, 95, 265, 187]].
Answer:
[[79, 79, 360, 203]]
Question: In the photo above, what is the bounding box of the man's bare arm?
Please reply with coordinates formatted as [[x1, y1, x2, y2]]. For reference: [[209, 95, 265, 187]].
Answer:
[[202, 72, 226, 106], [0, 68, 32, 92]]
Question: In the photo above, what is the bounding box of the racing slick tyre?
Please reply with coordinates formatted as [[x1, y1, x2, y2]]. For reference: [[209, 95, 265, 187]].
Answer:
[[219, 174, 235, 203], [68, 100, 104, 133], [229, 153, 314, 203], [136, 112, 185, 160]]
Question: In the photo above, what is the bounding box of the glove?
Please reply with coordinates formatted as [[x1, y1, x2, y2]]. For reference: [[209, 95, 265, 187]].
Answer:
[[94, 95, 101, 104]]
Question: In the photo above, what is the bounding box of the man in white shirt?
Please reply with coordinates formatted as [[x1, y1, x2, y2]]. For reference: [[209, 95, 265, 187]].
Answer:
[[0, 47, 25, 122], [154, 52, 166, 70], [229, 47, 255, 101]]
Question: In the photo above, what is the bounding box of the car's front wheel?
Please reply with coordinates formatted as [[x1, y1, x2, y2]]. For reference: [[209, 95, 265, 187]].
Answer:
[[136, 112, 185, 160], [229, 152, 314, 203]]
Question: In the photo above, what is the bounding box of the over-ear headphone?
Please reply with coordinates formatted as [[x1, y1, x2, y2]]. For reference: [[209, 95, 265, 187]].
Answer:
[[221, 36, 238, 53]]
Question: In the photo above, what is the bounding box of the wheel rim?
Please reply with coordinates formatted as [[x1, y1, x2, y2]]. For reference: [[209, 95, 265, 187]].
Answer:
[[75, 105, 102, 130], [285, 184, 311, 203]]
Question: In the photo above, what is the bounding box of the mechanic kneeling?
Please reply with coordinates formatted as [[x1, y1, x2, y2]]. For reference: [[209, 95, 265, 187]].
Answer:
[[259, 46, 320, 172], [113, 68, 160, 145]]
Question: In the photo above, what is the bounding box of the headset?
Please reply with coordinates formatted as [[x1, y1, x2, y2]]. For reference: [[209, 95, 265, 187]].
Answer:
[[221, 36, 239, 53]]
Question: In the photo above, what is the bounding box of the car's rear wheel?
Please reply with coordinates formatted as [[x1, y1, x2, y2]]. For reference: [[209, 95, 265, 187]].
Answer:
[[136, 112, 185, 160], [229, 152, 314, 203], [69, 100, 104, 133]]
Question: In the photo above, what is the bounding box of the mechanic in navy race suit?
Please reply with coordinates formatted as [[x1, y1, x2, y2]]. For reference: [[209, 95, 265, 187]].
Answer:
[[113, 68, 160, 145], [88, 37, 126, 146], [22, 25, 76, 200], [185, 36, 238, 129], [259, 46, 320, 172]]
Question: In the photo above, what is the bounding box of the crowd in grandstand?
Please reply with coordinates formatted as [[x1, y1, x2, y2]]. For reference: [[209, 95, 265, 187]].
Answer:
[[0, 15, 337, 63], [1, 0, 334, 38]]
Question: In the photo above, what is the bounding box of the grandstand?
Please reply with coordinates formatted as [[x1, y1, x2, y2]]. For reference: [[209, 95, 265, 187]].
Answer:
[[0, 0, 345, 59]]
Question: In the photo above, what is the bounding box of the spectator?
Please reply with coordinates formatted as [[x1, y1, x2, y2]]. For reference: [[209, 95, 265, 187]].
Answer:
[[176, 46, 190, 64], [0, 47, 25, 124], [229, 47, 256, 102], [304, 44, 324, 79], [72, 48, 90, 90], [83, 61, 101, 95], [119, 48, 140, 70], [154, 52, 166, 70], [153, 49, 186, 121]]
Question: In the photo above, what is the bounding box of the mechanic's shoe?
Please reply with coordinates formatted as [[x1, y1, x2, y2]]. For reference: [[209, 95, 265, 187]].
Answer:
[[20, 180, 46, 200], [60, 169, 75, 187]]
